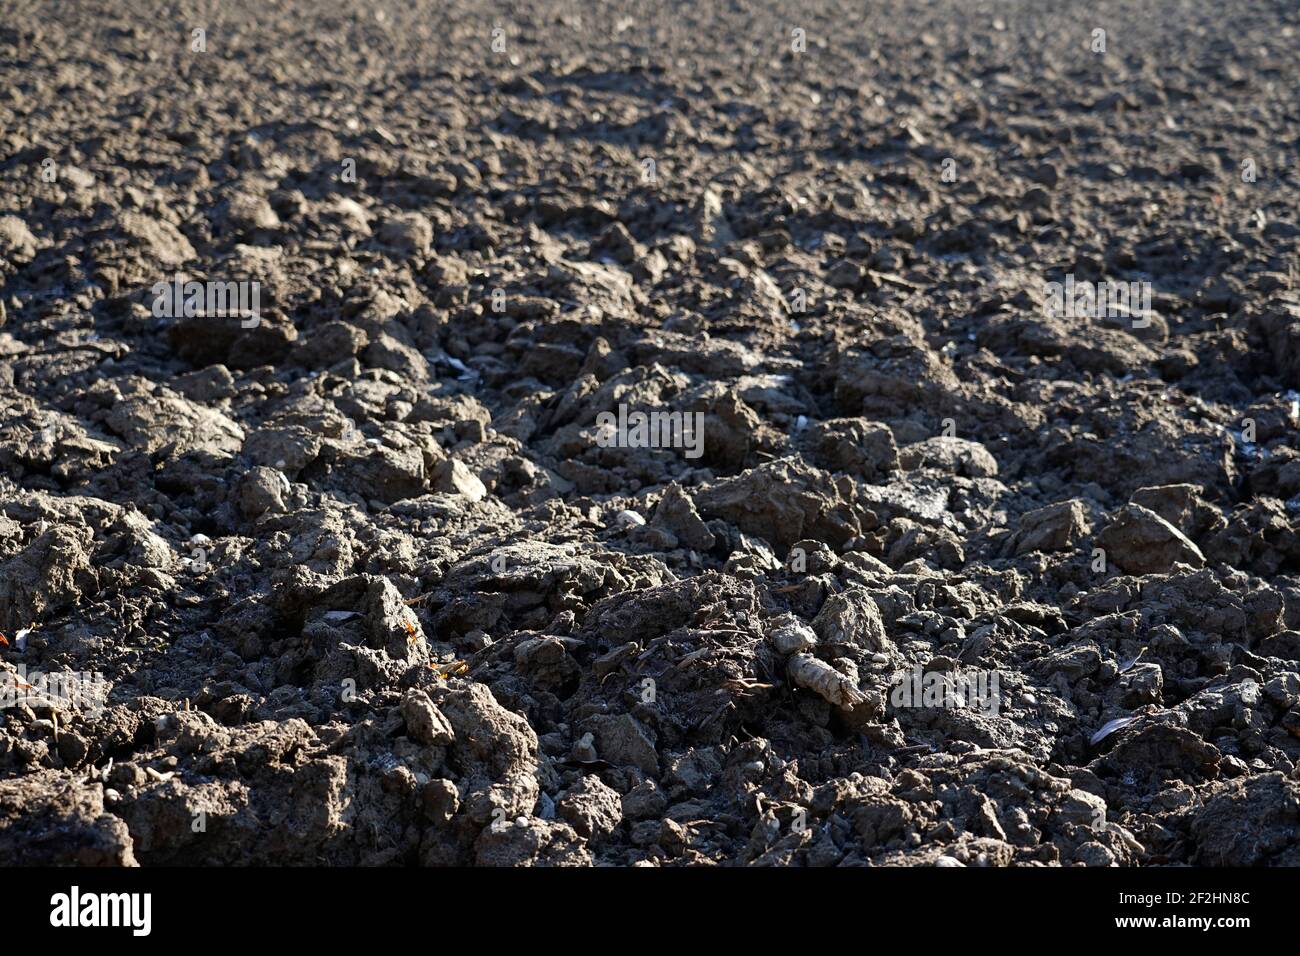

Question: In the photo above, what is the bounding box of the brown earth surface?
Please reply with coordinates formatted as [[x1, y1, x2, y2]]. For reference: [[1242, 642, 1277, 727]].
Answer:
[[2, 0, 1300, 866]]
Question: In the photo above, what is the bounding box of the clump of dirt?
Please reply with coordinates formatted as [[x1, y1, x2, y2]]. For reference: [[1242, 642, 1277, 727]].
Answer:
[[3, 0, 1300, 867]]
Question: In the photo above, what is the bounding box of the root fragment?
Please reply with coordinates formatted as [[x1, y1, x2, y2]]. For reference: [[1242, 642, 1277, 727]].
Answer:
[[787, 652, 868, 709]]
